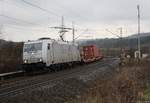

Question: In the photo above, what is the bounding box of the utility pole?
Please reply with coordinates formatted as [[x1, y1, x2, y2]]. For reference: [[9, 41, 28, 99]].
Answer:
[[119, 27, 122, 39], [137, 5, 141, 59], [59, 16, 68, 41], [72, 22, 75, 44], [118, 27, 123, 53], [51, 16, 76, 43]]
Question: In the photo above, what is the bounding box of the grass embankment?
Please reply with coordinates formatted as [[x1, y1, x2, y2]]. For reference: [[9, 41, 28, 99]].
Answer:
[[67, 59, 150, 103], [143, 86, 150, 100]]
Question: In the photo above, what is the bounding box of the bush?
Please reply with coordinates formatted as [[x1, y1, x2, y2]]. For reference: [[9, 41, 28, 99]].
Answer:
[[0, 41, 23, 73]]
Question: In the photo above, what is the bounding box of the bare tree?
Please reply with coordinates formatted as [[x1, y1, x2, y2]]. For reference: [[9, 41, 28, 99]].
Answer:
[[0, 24, 3, 39]]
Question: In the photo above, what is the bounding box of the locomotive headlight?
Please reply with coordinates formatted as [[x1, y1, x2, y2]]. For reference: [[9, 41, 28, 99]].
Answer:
[[39, 58, 42, 62], [24, 60, 27, 63]]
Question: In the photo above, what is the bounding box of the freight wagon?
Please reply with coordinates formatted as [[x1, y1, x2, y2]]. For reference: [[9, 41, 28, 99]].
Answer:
[[80, 45, 102, 63], [22, 38, 81, 72]]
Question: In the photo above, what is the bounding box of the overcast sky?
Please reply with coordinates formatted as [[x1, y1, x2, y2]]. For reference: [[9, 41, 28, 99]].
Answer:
[[0, 0, 150, 41]]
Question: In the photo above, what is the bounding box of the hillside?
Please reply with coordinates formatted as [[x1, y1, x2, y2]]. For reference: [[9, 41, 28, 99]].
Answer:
[[79, 33, 150, 50], [128, 32, 150, 39]]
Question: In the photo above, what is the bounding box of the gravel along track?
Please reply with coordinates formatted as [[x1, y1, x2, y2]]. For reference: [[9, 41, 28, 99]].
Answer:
[[0, 58, 120, 102]]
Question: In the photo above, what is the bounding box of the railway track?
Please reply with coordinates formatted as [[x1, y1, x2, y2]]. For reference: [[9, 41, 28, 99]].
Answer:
[[0, 58, 109, 87], [0, 58, 120, 101]]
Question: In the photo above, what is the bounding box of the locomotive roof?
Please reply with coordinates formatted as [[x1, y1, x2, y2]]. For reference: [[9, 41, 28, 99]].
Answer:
[[24, 39, 78, 46]]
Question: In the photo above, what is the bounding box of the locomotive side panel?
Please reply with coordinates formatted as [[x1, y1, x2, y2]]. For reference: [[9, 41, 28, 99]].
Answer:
[[71, 45, 81, 62], [47, 42, 81, 66]]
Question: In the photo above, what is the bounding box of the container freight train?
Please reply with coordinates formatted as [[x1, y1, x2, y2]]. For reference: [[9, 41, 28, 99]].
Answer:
[[22, 38, 102, 72], [81, 45, 102, 63]]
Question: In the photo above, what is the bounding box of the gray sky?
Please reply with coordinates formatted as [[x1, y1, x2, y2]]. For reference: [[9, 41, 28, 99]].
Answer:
[[0, 0, 150, 41]]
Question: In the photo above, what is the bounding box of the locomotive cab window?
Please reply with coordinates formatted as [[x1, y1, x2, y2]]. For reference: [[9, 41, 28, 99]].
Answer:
[[48, 44, 50, 50], [24, 43, 42, 52]]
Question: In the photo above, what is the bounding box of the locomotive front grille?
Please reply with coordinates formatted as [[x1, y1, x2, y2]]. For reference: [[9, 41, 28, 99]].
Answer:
[[28, 58, 39, 63]]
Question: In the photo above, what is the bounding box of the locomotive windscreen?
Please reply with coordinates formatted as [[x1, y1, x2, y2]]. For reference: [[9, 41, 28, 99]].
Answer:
[[24, 43, 42, 52]]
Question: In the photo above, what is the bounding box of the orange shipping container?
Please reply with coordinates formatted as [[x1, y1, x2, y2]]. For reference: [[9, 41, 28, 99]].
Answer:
[[81, 45, 102, 63]]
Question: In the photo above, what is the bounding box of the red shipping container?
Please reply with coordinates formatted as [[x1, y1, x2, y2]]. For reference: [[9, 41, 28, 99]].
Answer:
[[81, 45, 102, 63]]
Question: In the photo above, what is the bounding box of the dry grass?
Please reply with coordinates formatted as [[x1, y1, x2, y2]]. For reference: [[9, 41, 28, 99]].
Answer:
[[68, 59, 150, 103]]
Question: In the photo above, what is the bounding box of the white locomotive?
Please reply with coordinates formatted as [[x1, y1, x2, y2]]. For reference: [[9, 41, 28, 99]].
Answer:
[[22, 38, 81, 71]]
